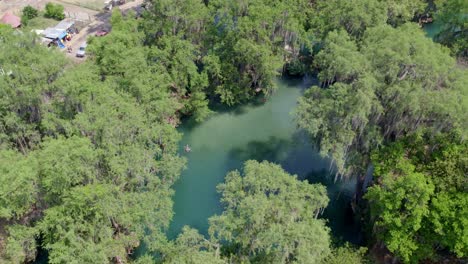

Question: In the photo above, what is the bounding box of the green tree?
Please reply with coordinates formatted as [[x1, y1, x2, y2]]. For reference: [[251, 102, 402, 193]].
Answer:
[[310, 0, 387, 39], [44, 2, 65, 21], [90, 10, 211, 122], [142, 0, 209, 45], [0, 26, 67, 152], [38, 184, 132, 263], [296, 24, 467, 175], [209, 160, 331, 263], [310, 0, 426, 40], [366, 161, 435, 263], [323, 244, 368, 264], [0, 150, 38, 220], [365, 131, 467, 263], [159, 226, 225, 264], [36, 136, 98, 204], [2, 225, 38, 263], [21, 5, 39, 25], [434, 0, 468, 57], [0, 24, 187, 263], [383, 0, 426, 25]]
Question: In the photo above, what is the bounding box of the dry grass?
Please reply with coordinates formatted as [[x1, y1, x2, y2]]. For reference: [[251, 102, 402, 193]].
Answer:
[[25, 16, 58, 29], [56, 0, 106, 11]]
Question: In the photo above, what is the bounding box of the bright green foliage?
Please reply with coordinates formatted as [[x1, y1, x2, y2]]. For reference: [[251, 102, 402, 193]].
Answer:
[[37, 183, 176, 263], [0, 150, 38, 220], [0, 27, 67, 151], [39, 184, 130, 263], [2, 225, 38, 263], [21, 5, 39, 25], [0, 25, 186, 263], [209, 160, 331, 263], [204, 0, 308, 104], [366, 161, 435, 263], [310, 0, 426, 40], [314, 30, 369, 84], [44, 2, 65, 21], [149, 35, 211, 121], [36, 136, 98, 204], [323, 244, 368, 264], [296, 24, 467, 175], [434, 0, 468, 57], [383, 0, 426, 25], [365, 132, 468, 263], [160, 226, 225, 264], [142, 0, 209, 45], [90, 10, 211, 123], [311, 0, 387, 39], [143, 0, 311, 105]]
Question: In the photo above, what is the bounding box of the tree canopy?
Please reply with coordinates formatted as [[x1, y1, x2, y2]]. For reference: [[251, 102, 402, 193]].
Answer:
[[0, 26, 185, 263], [0, 0, 466, 262], [296, 23, 467, 175], [434, 0, 468, 58], [209, 161, 331, 263], [365, 131, 467, 263]]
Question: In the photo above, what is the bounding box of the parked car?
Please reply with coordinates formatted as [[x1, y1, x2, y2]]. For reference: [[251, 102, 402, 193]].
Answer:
[[76, 42, 87, 58], [95, 30, 109, 37]]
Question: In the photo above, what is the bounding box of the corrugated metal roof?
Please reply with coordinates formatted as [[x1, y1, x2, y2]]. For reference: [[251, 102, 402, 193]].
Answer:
[[55, 20, 74, 31], [42, 27, 67, 39]]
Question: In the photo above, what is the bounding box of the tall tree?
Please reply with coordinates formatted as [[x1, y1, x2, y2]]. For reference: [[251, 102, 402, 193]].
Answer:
[[296, 24, 467, 176], [434, 0, 468, 58], [0, 150, 38, 220], [0, 22, 187, 263], [0, 27, 67, 152], [209, 160, 331, 263], [365, 131, 467, 263]]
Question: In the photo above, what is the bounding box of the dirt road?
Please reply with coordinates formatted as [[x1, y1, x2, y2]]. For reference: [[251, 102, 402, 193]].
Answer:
[[1, 0, 143, 61]]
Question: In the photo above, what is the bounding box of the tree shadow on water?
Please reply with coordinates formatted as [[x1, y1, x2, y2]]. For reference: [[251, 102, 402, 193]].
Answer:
[[228, 136, 291, 164]]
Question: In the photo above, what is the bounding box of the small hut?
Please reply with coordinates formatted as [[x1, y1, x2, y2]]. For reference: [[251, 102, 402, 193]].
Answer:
[[0, 12, 21, 28]]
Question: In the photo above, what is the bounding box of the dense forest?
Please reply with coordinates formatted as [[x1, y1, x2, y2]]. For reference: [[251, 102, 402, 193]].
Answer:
[[0, 0, 466, 263]]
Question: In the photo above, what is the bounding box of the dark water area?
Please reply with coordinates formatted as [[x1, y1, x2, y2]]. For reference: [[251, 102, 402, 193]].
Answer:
[[168, 76, 361, 244], [423, 20, 444, 39]]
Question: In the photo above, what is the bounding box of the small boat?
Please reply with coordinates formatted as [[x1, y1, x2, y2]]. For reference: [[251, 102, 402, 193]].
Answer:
[[184, 144, 191, 152]]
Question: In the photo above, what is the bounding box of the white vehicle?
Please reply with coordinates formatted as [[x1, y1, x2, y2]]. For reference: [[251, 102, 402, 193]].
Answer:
[[76, 42, 87, 58]]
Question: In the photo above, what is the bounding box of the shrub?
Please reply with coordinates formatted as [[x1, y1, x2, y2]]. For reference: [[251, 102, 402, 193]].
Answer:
[[44, 3, 65, 21], [21, 5, 39, 25], [22, 5, 39, 20]]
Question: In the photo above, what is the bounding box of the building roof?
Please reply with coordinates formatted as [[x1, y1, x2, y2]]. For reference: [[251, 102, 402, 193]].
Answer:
[[42, 27, 67, 40], [1, 12, 21, 28], [55, 20, 74, 31]]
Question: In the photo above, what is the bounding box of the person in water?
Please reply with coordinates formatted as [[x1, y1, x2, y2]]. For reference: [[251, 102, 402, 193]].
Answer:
[[184, 144, 191, 152]]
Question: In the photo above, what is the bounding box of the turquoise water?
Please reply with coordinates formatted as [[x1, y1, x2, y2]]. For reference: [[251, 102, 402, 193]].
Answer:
[[424, 20, 444, 39], [169, 77, 360, 243]]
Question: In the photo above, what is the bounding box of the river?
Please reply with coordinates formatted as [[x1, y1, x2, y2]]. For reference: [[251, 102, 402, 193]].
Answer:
[[168, 77, 361, 244]]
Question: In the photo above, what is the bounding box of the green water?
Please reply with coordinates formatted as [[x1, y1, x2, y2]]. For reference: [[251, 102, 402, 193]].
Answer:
[[424, 21, 444, 39], [169, 77, 360, 243]]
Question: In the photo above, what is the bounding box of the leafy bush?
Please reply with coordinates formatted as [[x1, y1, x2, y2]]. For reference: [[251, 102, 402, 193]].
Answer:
[[21, 5, 39, 25], [44, 2, 65, 21]]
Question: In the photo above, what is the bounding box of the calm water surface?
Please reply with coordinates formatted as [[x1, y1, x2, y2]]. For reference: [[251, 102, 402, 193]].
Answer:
[[169, 77, 360, 243]]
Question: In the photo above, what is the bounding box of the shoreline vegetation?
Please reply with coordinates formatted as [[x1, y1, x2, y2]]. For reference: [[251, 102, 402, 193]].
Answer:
[[0, 0, 466, 263]]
